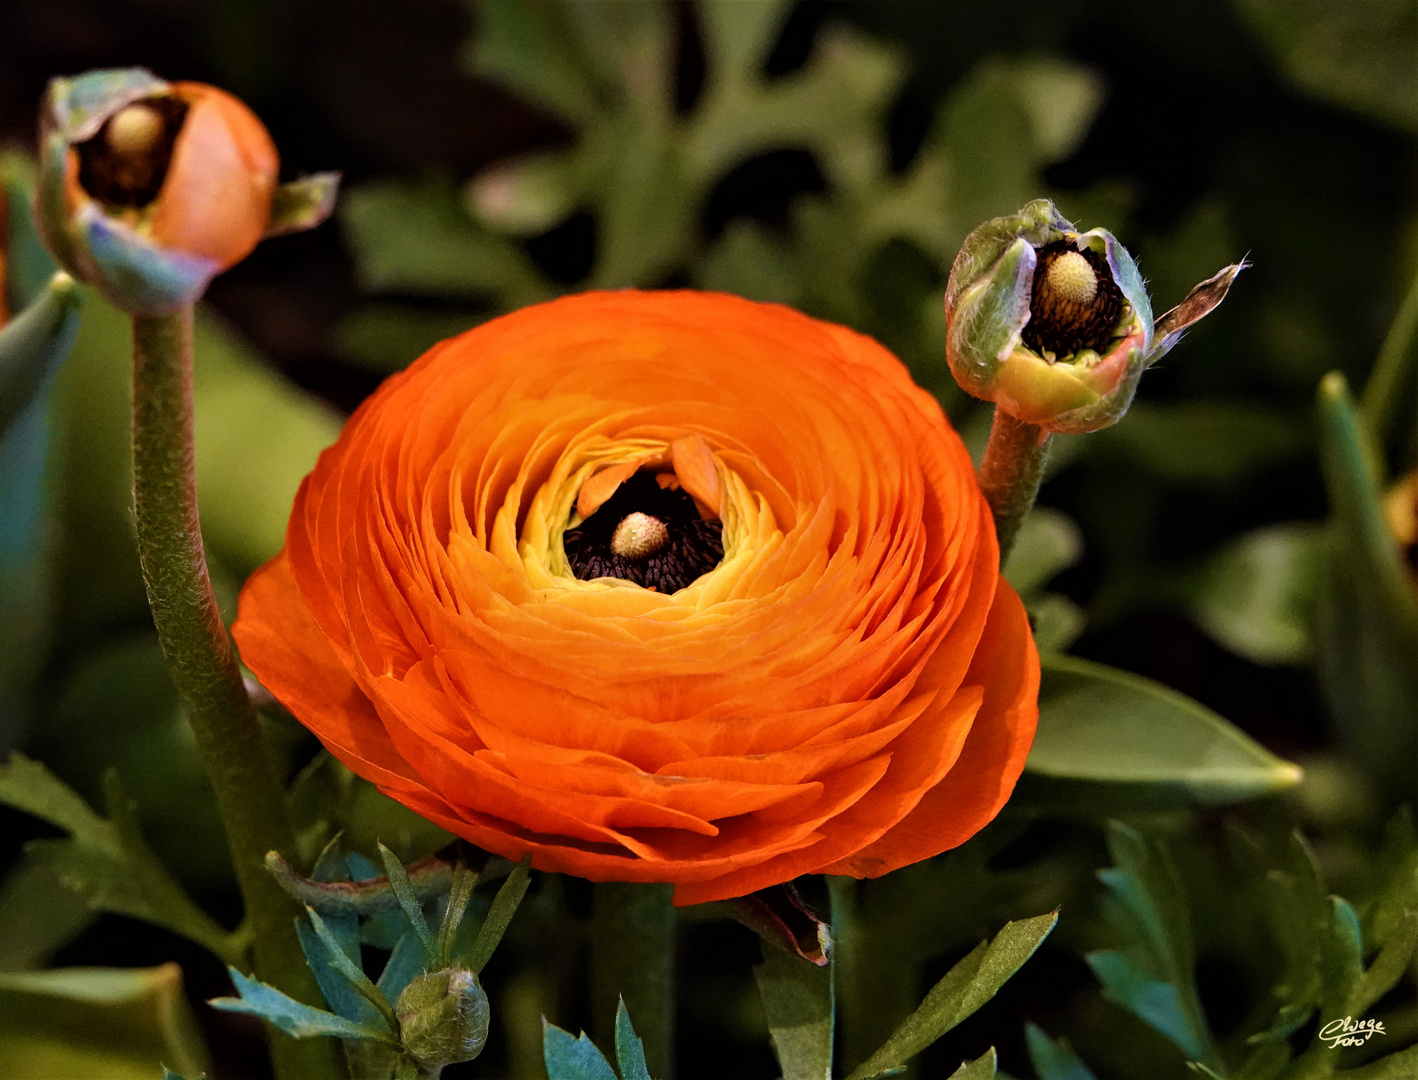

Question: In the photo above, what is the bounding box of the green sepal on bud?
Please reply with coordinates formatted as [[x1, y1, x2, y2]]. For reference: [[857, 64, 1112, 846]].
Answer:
[[945, 199, 1242, 434], [396, 968, 491, 1073]]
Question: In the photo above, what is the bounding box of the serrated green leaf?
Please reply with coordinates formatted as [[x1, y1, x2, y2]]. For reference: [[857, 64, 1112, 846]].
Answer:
[[949, 1047, 997, 1079], [0, 963, 210, 1080], [0, 755, 236, 964], [210, 968, 398, 1045], [615, 999, 653, 1080], [468, 854, 531, 974], [542, 1019, 619, 1080], [466, 0, 604, 125], [1025, 1023, 1098, 1080], [341, 178, 553, 306], [305, 906, 400, 1035], [754, 941, 834, 1080], [0, 852, 95, 969], [846, 911, 1056, 1080], [1187, 523, 1325, 665], [698, 0, 794, 85], [1086, 824, 1217, 1068], [1023, 655, 1302, 807]]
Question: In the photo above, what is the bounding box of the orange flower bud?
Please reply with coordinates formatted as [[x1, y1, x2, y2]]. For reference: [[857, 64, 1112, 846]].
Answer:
[[37, 68, 336, 313]]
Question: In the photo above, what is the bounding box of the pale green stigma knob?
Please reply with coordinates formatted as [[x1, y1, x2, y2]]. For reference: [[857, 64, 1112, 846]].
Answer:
[[105, 102, 165, 158], [1046, 250, 1097, 305], [611, 511, 669, 560]]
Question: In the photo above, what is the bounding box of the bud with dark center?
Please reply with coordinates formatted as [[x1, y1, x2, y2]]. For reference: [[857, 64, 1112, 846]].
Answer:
[[36, 67, 339, 314], [564, 470, 724, 593], [945, 199, 1243, 434]]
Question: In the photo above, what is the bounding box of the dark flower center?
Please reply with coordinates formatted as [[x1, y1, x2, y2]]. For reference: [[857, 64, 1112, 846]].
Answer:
[[563, 470, 725, 592], [77, 96, 189, 208], [1021, 239, 1125, 358]]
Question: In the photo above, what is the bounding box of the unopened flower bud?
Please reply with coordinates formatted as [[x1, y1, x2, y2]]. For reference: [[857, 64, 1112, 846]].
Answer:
[[37, 67, 337, 314], [945, 199, 1243, 434], [396, 968, 490, 1072]]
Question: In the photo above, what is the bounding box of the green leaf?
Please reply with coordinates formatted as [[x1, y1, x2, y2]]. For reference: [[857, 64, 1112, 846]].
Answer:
[[0, 852, 96, 969], [949, 1047, 997, 1079], [1086, 824, 1217, 1068], [846, 911, 1057, 1080], [466, 0, 604, 126], [0, 755, 237, 964], [1186, 523, 1324, 665], [698, 0, 794, 86], [305, 906, 400, 1035], [1232, 0, 1418, 131], [1335, 1041, 1418, 1078], [341, 178, 553, 307], [210, 967, 399, 1045], [295, 915, 381, 1029], [1315, 371, 1418, 803], [0, 272, 82, 437], [377, 842, 435, 960], [0, 964, 210, 1080], [1025, 1023, 1098, 1080], [1090, 402, 1309, 488], [615, 999, 653, 1080], [1021, 655, 1302, 808], [754, 940, 834, 1080], [1003, 508, 1083, 597], [434, 857, 480, 969], [542, 1019, 620, 1080], [468, 854, 531, 974]]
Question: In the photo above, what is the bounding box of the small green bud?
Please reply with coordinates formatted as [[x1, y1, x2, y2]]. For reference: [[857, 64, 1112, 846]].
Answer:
[[946, 200, 1243, 435], [396, 968, 490, 1073], [945, 199, 1154, 434]]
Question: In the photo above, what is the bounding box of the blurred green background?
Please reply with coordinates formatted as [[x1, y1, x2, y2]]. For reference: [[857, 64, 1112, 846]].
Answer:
[[0, 1, 1415, 1077]]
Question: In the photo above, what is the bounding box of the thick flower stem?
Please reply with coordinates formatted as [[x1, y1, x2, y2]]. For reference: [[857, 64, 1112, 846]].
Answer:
[[978, 407, 1052, 563], [591, 882, 676, 1077], [131, 309, 345, 1080]]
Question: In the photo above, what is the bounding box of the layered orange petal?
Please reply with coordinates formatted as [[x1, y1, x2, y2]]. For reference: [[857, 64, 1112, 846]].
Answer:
[[233, 290, 1039, 903]]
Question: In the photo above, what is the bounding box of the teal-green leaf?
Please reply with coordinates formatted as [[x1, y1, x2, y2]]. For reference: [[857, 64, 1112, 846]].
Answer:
[[754, 941, 834, 1080], [542, 1019, 620, 1080], [1025, 1023, 1098, 1080], [210, 968, 397, 1045], [1022, 655, 1302, 808], [1086, 824, 1217, 1068], [615, 999, 653, 1080], [846, 911, 1056, 1080], [0, 272, 81, 437], [1186, 523, 1324, 665]]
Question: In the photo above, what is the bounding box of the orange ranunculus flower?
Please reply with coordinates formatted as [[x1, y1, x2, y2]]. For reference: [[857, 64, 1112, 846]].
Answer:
[[233, 291, 1039, 904]]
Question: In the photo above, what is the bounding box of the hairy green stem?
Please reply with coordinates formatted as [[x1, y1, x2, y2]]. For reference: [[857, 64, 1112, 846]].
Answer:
[[1361, 266, 1418, 453], [591, 882, 675, 1077], [978, 408, 1052, 563], [131, 309, 345, 1080]]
